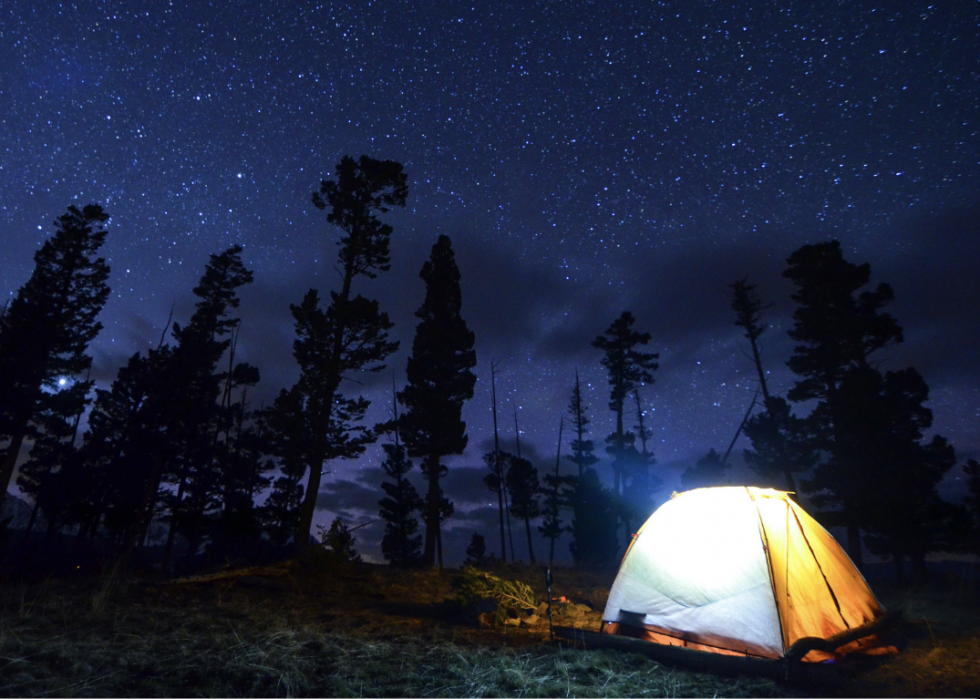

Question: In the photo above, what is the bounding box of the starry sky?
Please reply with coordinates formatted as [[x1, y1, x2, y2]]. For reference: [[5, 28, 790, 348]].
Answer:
[[2, 0, 978, 564]]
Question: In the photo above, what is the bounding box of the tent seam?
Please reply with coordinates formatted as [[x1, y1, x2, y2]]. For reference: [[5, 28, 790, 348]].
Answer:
[[746, 487, 788, 656], [787, 501, 851, 630]]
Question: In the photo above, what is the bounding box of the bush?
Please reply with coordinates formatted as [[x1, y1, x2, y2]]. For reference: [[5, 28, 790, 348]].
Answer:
[[452, 566, 537, 625]]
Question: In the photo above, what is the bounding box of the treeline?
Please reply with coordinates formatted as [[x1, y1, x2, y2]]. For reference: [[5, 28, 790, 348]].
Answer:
[[0, 156, 474, 572], [537, 241, 980, 581], [1, 155, 978, 578]]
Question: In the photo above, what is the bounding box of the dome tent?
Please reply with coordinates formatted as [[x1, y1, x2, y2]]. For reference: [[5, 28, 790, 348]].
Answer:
[[601, 487, 888, 662]]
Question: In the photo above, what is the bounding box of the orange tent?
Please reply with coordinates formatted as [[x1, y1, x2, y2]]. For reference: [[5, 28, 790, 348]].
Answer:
[[601, 487, 889, 661]]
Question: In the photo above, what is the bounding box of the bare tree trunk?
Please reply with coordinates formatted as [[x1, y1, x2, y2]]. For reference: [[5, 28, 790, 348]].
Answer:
[[523, 515, 535, 564]]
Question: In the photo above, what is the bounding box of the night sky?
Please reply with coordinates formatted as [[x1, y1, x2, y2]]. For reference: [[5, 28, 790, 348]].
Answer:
[[2, 0, 978, 564]]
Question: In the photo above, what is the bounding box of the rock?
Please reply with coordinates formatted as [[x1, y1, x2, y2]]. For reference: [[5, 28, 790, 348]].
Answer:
[[522, 614, 540, 626], [503, 617, 521, 626]]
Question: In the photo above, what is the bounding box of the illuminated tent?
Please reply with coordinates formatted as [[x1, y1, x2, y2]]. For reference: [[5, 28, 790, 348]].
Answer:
[[601, 486, 887, 661]]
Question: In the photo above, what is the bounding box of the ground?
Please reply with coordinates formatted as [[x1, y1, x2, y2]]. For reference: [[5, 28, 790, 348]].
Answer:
[[1, 552, 978, 697]]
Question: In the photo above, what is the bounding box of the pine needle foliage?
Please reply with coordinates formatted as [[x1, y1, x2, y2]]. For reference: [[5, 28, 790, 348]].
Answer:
[[452, 566, 537, 617]]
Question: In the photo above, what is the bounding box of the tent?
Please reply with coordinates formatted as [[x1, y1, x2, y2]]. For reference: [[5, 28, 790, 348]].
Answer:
[[601, 486, 888, 662]]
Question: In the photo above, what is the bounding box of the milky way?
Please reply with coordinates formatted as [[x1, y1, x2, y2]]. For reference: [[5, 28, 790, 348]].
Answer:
[[2, 0, 978, 562]]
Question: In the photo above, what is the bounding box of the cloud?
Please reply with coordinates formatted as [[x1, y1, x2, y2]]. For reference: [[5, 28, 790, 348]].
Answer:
[[873, 205, 980, 384]]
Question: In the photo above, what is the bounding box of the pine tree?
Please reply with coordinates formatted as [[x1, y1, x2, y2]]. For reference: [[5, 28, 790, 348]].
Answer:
[[563, 371, 618, 565], [730, 278, 772, 402], [482, 449, 512, 561], [565, 370, 598, 478], [483, 360, 510, 562], [592, 312, 659, 499], [622, 390, 662, 521], [539, 418, 572, 566], [742, 396, 816, 491], [464, 532, 492, 567], [592, 312, 658, 543], [258, 386, 311, 547], [378, 385, 423, 567], [399, 235, 477, 568], [568, 467, 620, 569], [783, 240, 903, 566], [680, 448, 730, 490], [0, 204, 111, 503], [834, 366, 956, 580], [16, 377, 88, 535], [159, 245, 255, 568], [289, 155, 406, 554], [731, 278, 812, 493], [506, 453, 540, 564], [208, 355, 269, 562], [79, 348, 173, 556], [321, 516, 362, 563]]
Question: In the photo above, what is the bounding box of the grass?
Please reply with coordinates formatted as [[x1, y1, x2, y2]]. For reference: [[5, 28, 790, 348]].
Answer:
[[0, 556, 977, 697]]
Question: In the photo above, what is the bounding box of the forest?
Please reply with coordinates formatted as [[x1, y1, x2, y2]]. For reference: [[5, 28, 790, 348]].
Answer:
[[1, 154, 979, 582]]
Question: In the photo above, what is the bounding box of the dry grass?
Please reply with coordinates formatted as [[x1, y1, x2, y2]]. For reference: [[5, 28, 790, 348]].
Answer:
[[0, 557, 977, 697]]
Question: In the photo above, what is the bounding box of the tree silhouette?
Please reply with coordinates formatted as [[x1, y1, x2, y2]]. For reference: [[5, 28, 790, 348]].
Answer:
[[834, 366, 956, 581], [464, 532, 493, 567], [484, 360, 510, 562], [16, 377, 88, 535], [539, 417, 572, 566], [783, 240, 903, 567], [289, 155, 406, 554], [729, 277, 815, 494], [158, 245, 255, 568], [568, 467, 619, 569], [565, 369, 598, 478], [321, 516, 362, 563], [76, 348, 174, 562], [0, 204, 111, 504], [482, 449, 513, 562], [621, 390, 662, 523], [562, 372, 619, 566], [592, 311, 658, 506], [207, 352, 269, 563], [398, 235, 476, 568], [742, 396, 816, 491], [378, 385, 423, 568], [680, 448, 730, 490], [506, 452, 540, 564], [258, 386, 311, 547], [730, 278, 772, 402]]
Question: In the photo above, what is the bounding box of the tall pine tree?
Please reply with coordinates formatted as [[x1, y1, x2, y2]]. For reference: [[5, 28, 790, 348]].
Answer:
[[258, 385, 312, 547], [378, 379, 423, 567], [783, 241, 903, 566], [159, 245, 255, 568], [622, 390, 662, 520], [398, 235, 476, 568], [539, 417, 570, 566], [731, 278, 813, 493], [0, 204, 111, 503], [565, 369, 598, 478], [287, 155, 406, 554], [592, 311, 658, 541], [506, 421, 540, 565], [568, 467, 619, 569]]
